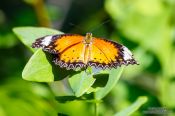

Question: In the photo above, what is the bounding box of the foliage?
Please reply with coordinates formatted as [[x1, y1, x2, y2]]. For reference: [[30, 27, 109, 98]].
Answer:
[[114, 96, 147, 116], [0, 0, 175, 115], [106, 0, 175, 110], [13, 27, 144, 115]]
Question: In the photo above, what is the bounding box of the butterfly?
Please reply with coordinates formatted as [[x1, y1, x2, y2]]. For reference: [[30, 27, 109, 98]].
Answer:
[[32, 33, 137, 70]]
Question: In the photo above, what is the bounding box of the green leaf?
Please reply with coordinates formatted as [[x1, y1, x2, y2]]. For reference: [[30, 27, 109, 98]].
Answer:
[[22, 48, 54, 82], [114, 96, 148, 116], [13, 27, 62, 52], [95, 67, 124, 100], [69, 71, 96, 97], [13, 27, 62, 82], [49, 78, 75, 96]]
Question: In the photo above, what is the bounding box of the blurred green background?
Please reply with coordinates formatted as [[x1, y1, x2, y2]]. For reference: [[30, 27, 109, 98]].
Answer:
[[0, 0, 175, 115]]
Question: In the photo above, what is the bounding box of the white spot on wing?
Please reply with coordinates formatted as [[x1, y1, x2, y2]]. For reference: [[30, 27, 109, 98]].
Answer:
[[41, 36, 53, 46], [123, 46, 132, 60]]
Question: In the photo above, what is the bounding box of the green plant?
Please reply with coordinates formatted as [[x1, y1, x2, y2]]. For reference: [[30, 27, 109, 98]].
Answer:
[[13, 27, 147, 115]]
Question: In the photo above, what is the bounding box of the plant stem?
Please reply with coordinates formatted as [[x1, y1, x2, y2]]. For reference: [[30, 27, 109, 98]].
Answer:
[[30, 0, 52, 27], [95, 102, 98, 116]]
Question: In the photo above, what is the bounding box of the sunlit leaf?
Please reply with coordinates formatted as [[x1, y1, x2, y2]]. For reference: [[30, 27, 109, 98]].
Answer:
[[95, 67, 124, 100], [114, 96, 148, 116], [69, 71, 96, 97], [49, 78, 74, 96], [13, 27, 62, 82], [13, 27, 62, 52], [22, 48, 54, 82]]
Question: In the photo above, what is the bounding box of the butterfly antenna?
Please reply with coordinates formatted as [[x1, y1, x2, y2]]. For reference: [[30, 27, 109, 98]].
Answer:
[[88, 19, 111, 33], [69, 22, 84, 32]]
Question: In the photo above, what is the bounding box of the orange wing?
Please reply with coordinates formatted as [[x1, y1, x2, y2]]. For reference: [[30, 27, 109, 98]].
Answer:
[[32, 34, 87, 70], [54, 34, 83, 53], [87, 38, 137, 69], [32, 33, 137, 70], [53, 42, 87, 70]]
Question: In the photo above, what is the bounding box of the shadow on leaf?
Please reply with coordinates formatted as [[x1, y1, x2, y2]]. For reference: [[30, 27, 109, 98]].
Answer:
[[45, 52, 83, 81], [55, 93, 94, 103], [92, 74, 109, 88]]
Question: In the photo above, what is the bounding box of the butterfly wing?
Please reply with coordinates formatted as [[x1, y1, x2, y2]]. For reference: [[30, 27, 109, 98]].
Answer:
[[32, 34, 86, 70], [53, 42, 86, 70], [32, 34, 137, 70], [88, 38, 137, 69]]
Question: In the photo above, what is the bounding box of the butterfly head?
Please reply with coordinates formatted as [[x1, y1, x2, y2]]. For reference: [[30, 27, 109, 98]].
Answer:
[[84, 32, 93, 44]]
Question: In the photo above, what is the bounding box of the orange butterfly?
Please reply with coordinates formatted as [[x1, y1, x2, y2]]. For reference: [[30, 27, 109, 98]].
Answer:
[[32, 33, 137, 70]]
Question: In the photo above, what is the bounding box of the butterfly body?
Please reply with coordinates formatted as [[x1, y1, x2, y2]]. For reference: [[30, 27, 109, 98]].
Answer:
[[32, 33, 137, 70]]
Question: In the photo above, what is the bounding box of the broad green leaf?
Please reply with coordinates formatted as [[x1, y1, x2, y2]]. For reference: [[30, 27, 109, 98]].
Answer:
[[69, 71, 96, 97], [22, 48, 54, 82], [49, 78, 74, 96], [114, 96, 148, 116], [95, 67, 124, 100], [13, 27, 62, 52], [13, 27, 63, 82]]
